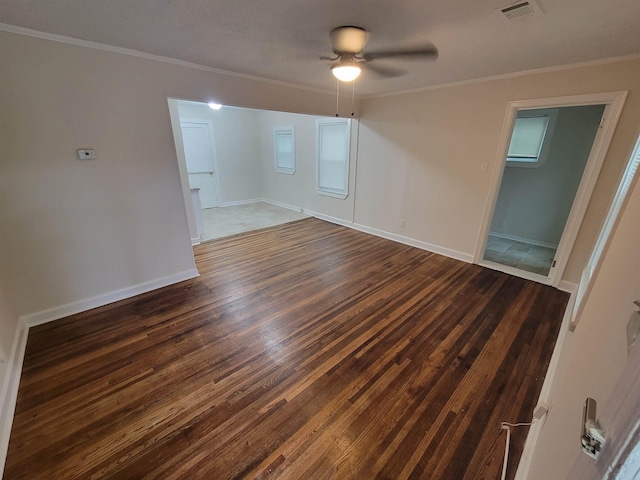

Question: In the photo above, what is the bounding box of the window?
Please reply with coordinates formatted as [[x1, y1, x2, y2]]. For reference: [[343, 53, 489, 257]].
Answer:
[[274, 126, 295, 174], [506, 115, 550, 165], [316, 118, 351, 198]]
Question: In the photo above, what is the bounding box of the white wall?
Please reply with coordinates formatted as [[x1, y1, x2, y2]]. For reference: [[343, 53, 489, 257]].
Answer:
[[177, 103, 262, 204], [357, 58, 640, 283], [0, 279, 21, 475], [0, 29, 345, 325], [491, 105, 605, 246], [258, 110, 358, 223], [527, 158, 640, 480], [357, 85, 505, 258], [167, 99, 198, 242], [0, 289, 19, 397]]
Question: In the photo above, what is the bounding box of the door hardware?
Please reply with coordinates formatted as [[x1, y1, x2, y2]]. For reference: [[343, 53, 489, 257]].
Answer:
[[580, 397, 606, 460]]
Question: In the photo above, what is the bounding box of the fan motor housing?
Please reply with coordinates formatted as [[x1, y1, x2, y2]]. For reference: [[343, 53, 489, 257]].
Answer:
[[330, 26, 368, 54]]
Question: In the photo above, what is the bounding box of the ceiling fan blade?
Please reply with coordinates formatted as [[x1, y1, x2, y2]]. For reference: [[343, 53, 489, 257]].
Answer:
[[363, 45, 439, 61], [363, 63, 406, 78]]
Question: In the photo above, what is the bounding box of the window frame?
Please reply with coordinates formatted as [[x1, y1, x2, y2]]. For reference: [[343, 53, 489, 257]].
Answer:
[[316, 118, 351, 199], [506, 109, 558, 169], [273, 126, 295, 175]]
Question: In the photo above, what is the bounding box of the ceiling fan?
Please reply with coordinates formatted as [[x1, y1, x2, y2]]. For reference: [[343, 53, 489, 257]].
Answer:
[[322, 26, 438, 82]]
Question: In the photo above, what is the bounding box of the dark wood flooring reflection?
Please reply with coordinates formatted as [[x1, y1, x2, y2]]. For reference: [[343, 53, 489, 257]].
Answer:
[[5, 218, 568, 479]]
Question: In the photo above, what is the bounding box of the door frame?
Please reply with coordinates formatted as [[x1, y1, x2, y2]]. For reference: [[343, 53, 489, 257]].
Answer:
[[473, 91, 628, 288], [570, 133, 640, 330], [180, 117, 221, 208]]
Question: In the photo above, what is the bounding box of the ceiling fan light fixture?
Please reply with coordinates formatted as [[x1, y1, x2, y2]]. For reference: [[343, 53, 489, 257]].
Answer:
[[331, 63, 362, 82]]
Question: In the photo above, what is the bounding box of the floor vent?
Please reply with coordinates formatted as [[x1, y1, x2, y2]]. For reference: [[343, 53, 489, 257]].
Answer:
[[499, 0, 542, 20]]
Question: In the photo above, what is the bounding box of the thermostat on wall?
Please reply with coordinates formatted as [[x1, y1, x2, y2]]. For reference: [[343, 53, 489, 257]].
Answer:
[[77, 149, 96, 160]]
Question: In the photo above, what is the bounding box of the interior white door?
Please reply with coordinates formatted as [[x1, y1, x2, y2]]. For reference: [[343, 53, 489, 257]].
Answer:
[[568, 333, 640, 479], [180, 121, 218, 208], [481, 104, 604, 283]]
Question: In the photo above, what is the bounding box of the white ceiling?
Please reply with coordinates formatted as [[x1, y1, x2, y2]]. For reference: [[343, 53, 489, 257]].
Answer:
[[1, 0, 639, 96]]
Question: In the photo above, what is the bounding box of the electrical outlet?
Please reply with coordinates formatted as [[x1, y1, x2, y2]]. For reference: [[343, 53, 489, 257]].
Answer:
[[480, 163, 489, 172], [400, 219, 406, 228], [499, 219, 506, 228]]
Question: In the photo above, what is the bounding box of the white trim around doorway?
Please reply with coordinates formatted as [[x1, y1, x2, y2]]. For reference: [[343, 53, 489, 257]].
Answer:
[[474, 91, 628, 288]]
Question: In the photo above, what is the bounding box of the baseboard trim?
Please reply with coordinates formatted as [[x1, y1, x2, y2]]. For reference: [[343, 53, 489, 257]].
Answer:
[[219, 198, 263, 207], [20, 269, 200, 328], [262, 198, 304, 214], [489, 231, 559, 249], [304, 210, 474, 264], [0, 320, 29, 476], [480, 260, 552, 285], [303, 209, 353, 228], [191, 236, 201, 246], [219, 197, 306, 214], [353, 223, 475, 263], [557, 280, 578, 294], [514, 290, 576, 480]]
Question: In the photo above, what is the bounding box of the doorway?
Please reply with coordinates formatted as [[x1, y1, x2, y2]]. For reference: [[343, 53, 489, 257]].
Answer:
[[484, 105, 605, 278], [474, 91, 628, 288], [167, 98, 353, 245]]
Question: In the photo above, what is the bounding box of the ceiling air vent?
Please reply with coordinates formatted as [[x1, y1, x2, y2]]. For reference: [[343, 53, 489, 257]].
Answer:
[[499, 0, 542, 20]]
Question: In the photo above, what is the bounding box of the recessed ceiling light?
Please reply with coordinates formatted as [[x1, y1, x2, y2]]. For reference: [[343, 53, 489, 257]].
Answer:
[[208, 102, 222, 110]]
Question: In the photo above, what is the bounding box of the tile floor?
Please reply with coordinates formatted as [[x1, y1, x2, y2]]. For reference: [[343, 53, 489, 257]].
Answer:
[[483, 234, 556, 276], [200, 202, 310, 242]]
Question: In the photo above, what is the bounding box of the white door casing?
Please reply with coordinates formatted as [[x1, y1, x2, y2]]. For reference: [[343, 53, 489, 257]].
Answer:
[[474, 91, 628, 288], [571, 135, 640, 330]]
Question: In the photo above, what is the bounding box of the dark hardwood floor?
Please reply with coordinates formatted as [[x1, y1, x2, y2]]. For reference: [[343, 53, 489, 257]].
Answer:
[[4, 218, 568, 479]]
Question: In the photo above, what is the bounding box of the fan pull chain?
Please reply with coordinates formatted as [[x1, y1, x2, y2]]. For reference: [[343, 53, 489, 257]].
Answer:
[[335, 79, 356, 117], [351, 81, 355, 117]]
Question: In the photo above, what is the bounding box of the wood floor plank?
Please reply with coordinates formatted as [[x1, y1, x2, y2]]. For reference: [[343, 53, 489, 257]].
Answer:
[[4, 218, 568, 479]]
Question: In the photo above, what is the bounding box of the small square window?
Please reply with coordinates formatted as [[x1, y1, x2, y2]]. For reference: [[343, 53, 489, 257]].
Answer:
[[507, 115, 550, 165]]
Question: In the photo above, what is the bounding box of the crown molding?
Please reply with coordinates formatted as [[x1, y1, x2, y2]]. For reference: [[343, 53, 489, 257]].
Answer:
[[0, 23, 338, 97], [2, 22, 638, 102], [362, 53, 640, 100]]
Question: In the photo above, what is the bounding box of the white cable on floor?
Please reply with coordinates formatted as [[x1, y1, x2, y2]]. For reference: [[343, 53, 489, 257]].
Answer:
[[500, 420, 536, 480]]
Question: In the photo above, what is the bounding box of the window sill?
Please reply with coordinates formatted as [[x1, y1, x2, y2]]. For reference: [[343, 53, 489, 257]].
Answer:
[[506, 160, 543, 169], [317, 189, 348, 200]]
